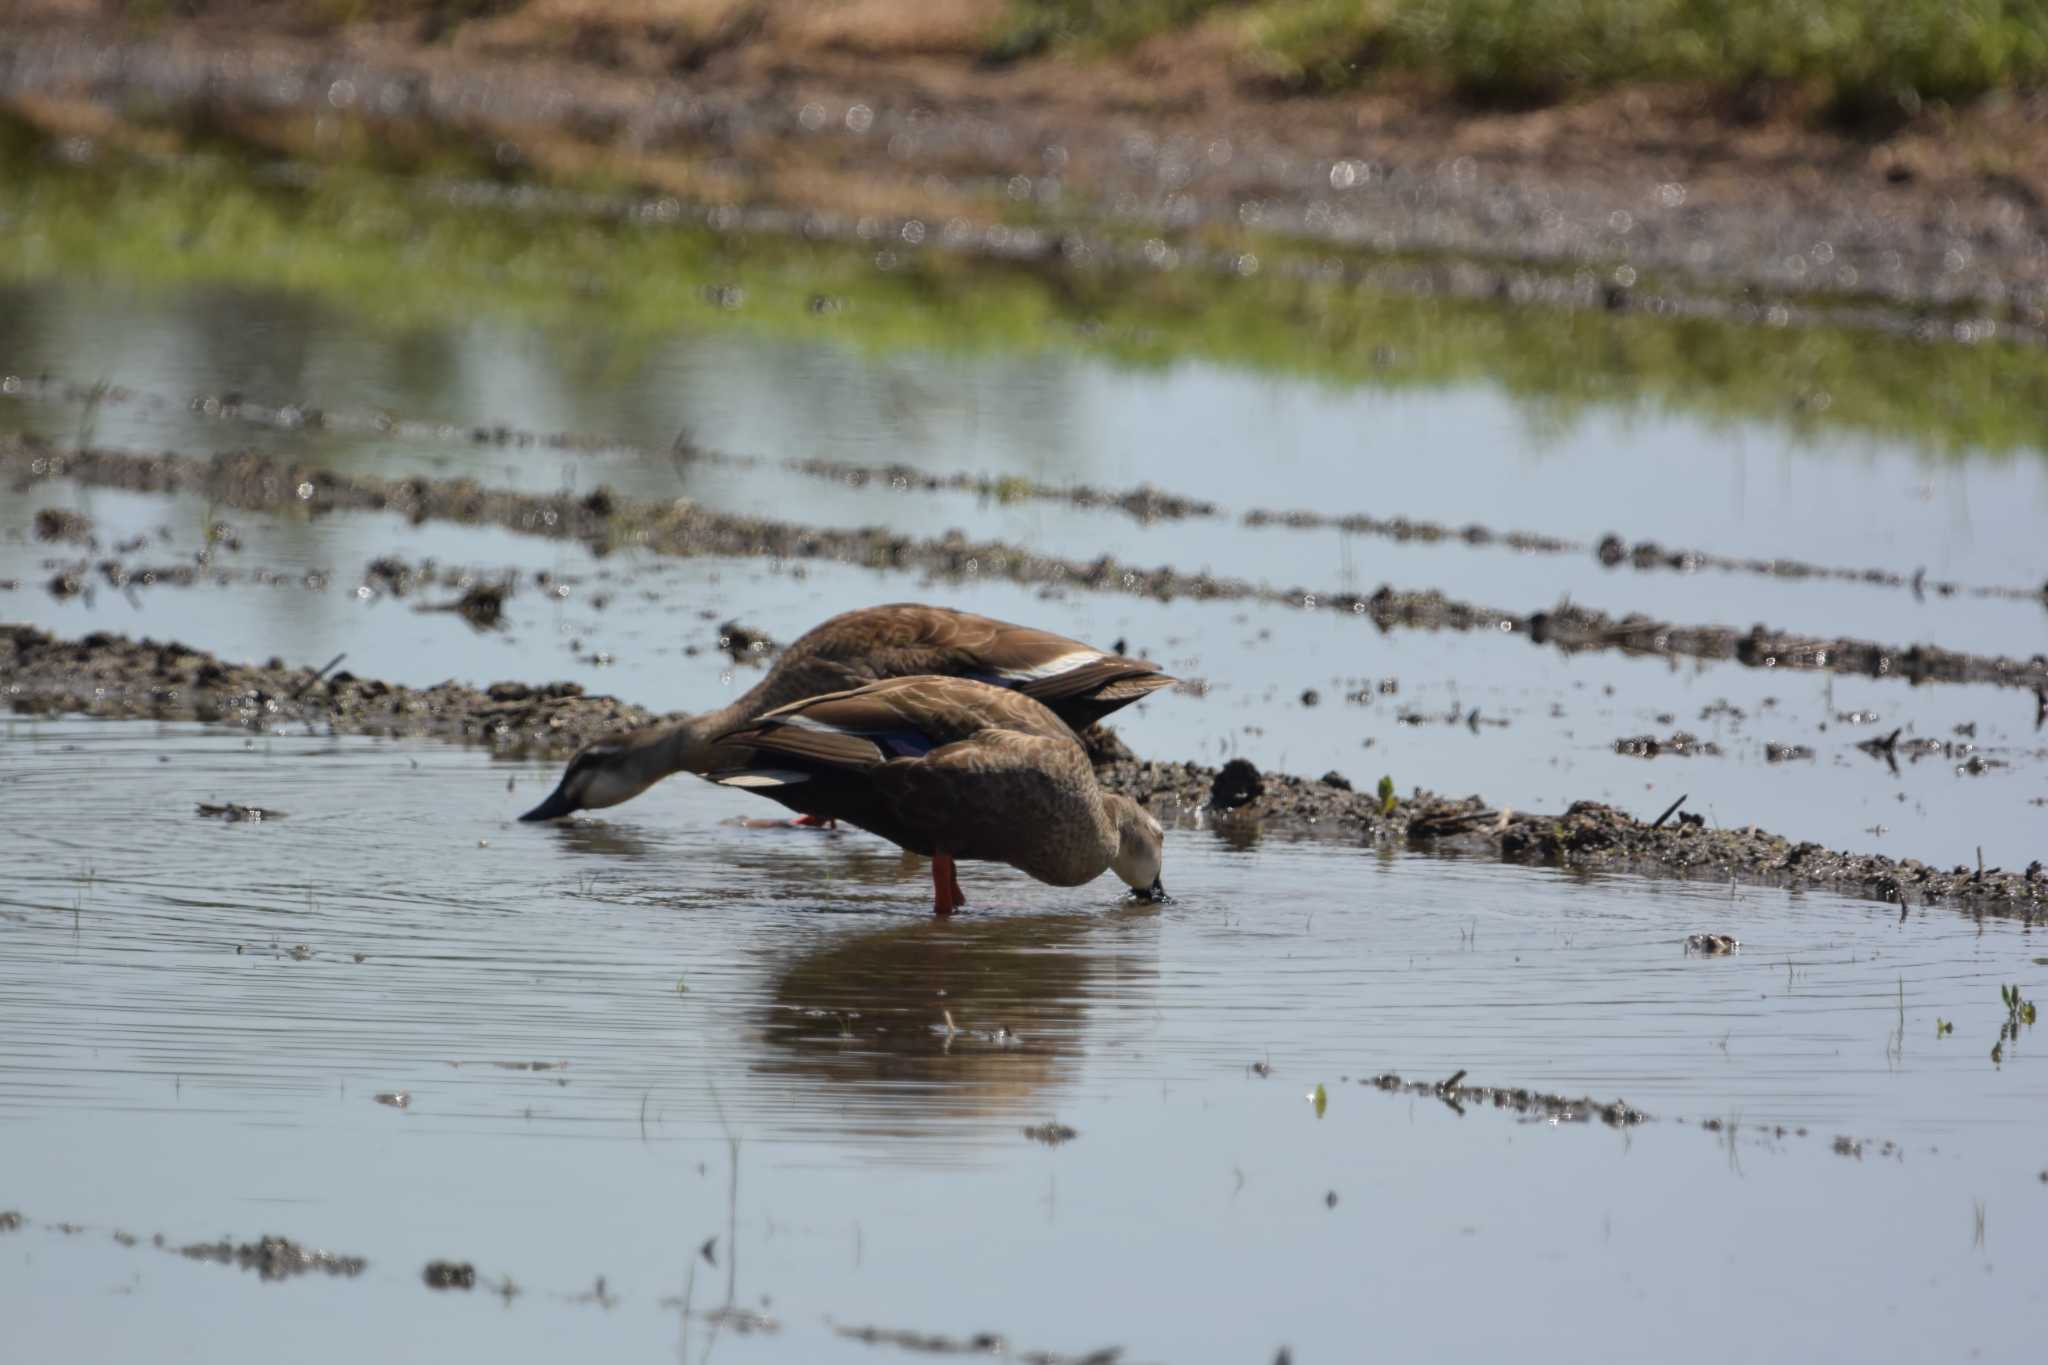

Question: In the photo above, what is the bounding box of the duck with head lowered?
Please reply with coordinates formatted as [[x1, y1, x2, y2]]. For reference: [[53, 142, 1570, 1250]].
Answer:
[[704, 674, 1166, 915], [518, 603, 1172, 822]]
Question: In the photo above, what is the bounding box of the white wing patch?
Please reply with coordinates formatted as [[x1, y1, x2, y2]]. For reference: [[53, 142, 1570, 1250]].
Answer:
[[780, 715, 849, 734], [999, 649, 1105, 682], [714, 770, 813, 788]]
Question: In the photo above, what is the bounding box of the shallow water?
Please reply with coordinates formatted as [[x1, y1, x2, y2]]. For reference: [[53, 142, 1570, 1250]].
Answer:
[[5, 469, 2044, 867], [6, 277, 2048, 655], [2, 719, 2044, 1363], [6, 276, 2048, 867]]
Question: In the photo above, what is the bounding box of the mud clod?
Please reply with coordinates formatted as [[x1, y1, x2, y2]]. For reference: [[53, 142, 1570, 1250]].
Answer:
[[423, 1260, 477, 1290], [1208, 758, 1265, 811], [1616, 732, 1721, 759], [1685, 934, 1741, 955], [1023, 1122, 1078, 1146], [717, 619, 779, 662], [195, 802, 285, 822], [33, 507, 95, 546]]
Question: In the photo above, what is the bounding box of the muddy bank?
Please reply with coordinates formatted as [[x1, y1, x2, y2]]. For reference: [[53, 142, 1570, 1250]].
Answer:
[[5, 624, 2040, 915], [7, 10, 2048, 339], [0, 623, 660, 755], [10, 435, 2048, 697]]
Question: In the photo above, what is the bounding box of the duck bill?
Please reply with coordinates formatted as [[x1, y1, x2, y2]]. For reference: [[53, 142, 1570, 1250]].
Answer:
[[518, 780, 579, 823]]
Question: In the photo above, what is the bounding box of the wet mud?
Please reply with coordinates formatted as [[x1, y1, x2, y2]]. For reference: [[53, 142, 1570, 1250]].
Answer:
[[6, 625, 2041, 915], [10, 436, 2048, 696]]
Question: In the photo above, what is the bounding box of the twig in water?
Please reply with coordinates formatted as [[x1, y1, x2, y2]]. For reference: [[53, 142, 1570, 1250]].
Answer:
[[703, 1080, 740, 1365], [1650, 794, 1689, 830], [290, 652, 347, 700]]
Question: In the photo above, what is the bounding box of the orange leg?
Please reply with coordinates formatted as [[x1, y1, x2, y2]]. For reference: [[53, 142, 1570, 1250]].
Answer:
[[790, 814, 838, 830], [931, 853, 967, 916]]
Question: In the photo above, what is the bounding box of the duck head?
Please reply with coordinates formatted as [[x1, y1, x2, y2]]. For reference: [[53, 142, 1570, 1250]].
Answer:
[[519, 728, 668, 821], [1105, 793, 1166, 900]]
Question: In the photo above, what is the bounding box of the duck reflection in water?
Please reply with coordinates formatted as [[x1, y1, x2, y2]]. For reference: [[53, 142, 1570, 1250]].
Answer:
[[755, 907, 1162, 1134]]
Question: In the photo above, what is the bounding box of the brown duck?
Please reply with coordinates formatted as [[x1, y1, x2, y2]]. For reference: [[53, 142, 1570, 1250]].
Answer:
[[520, 603, 1171, 822], [704, 675, 1166, 915]]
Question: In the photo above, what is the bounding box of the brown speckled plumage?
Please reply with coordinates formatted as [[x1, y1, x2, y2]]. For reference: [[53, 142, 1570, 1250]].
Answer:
[[707, 676, 1165, 908], [520, 604, 1171, 821]]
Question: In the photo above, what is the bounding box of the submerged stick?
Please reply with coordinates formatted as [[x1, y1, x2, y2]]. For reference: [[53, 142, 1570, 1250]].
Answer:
[[1650, 794, 1689, 830]]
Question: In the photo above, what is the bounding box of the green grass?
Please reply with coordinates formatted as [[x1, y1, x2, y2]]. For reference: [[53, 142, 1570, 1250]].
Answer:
[[1002, 0, 2048, 113], [5, 119, 2048, 458]]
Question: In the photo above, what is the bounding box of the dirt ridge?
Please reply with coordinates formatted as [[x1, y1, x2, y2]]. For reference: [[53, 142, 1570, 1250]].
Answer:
[[9, 435, 2048, 696]]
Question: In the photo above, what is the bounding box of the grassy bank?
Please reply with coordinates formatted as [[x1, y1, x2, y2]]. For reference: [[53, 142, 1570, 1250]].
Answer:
[[1001, 0, 2048, 112], [3, 122, 2046, 456]]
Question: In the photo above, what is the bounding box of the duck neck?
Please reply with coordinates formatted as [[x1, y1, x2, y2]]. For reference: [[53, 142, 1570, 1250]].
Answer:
[[637, 705, 742, 781]]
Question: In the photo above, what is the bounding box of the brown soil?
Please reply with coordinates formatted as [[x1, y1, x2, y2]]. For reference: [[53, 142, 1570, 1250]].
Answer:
[[7, 2, 2048, 319]]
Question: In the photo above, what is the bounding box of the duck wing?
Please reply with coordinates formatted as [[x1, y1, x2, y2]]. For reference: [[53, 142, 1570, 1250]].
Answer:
[[784, 605, 1174, 721], [874, 728, 1104, 885]]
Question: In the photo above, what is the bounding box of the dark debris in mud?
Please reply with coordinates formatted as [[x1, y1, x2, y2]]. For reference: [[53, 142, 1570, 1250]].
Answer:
[[13, 435, 2046, 696], [1684, 933, 1741, 955], [1247, 505, 1574, 554], [195, 801, 285, 822], [833, 1322, 1120, 1364], [414, 578, 512, 631], [423, 1259, 477, 1290], [1595, 534, 2046, 604], [717, 618, 780, 663], [1022, 1122, 1079, 1146], [7, 628, 2044, 915], [179, 1234, 367, 1281], [32, 506, 95, 547], [1615, 732, 1722, 760], [789, 457, 1214, 525], [1362, 1070, 1646, 1127]]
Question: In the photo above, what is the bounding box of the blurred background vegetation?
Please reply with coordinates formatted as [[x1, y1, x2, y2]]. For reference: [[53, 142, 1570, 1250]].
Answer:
[[997, 0, 2048, 117]]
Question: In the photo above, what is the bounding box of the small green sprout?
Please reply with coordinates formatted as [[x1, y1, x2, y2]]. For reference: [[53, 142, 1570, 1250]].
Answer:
[[1377, 775, 1396, 817], [1936, 1019, 1953, 1037]]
